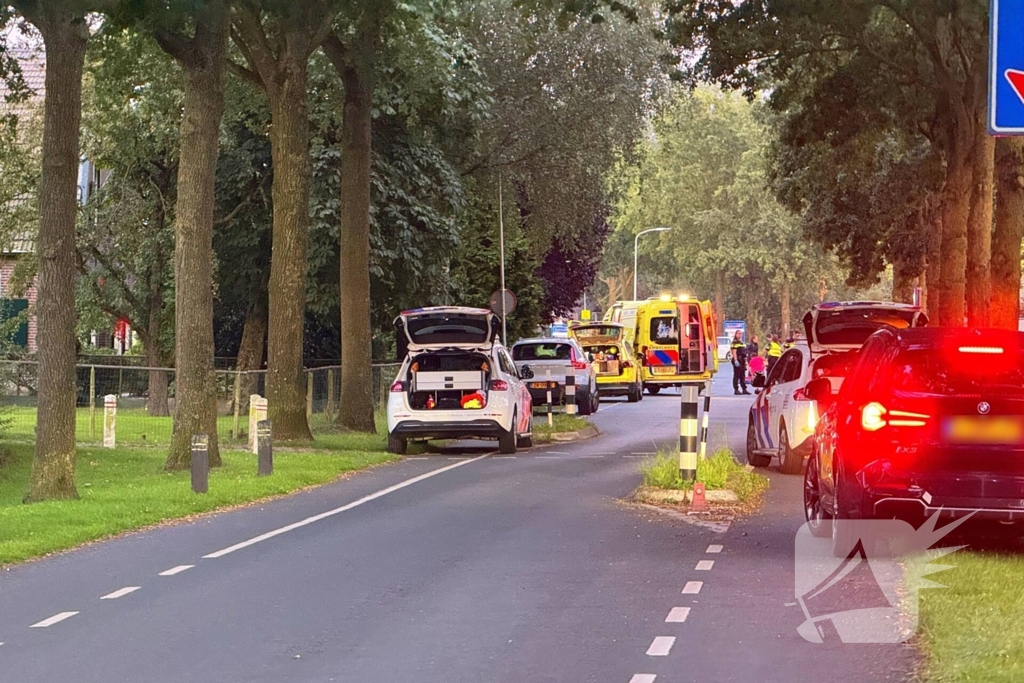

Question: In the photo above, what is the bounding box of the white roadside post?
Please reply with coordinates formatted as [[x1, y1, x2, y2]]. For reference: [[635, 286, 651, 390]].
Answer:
[[679, 383, 699, 481], [103, 394, 117, 449], [565, 374, 577, 415], [249, 395, 268, 454], [698, 380, 712, 461], [546, 367, 553, 427]]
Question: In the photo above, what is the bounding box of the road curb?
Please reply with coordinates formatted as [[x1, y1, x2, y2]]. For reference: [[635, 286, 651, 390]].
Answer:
[[535, 424, 600, 444]]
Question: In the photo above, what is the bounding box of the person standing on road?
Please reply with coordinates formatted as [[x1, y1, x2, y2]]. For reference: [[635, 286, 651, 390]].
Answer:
[[746, 335, 760, 360], [730, 331, 750, 395], [766, 335, 783, 374]]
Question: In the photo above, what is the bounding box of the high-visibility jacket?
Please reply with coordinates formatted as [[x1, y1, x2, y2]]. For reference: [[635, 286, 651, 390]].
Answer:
[[730, 340, 747, 365], [767, 341, 783, 358]]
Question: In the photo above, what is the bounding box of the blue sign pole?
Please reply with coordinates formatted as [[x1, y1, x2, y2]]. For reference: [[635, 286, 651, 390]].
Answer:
[[990, 0, 1024, 135]]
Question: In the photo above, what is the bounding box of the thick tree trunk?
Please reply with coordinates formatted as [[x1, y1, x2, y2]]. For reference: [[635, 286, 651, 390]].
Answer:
[[937, 147, 973, 327], [264, 64, 314, 441], [336, 55, 376, 433], [992, 138, 1024, 330], [145, 222, 170, 417], [779, 277, 791, 338], [236, 298, 267, 415], [160, 4, 229, 470], [924, 199, 943, 318], [966, 126, 995, 327], [24, 7, 87, 502]]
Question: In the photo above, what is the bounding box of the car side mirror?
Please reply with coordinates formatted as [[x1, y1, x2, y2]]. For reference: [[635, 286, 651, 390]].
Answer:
[[521, 365, 534, 380], [804, 377, 831, 402], [752, 374, 766, 389]]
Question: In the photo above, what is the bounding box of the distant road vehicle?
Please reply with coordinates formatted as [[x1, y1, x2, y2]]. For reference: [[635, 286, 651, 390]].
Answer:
[[569, 322, 644, 402], [747, 301, 928, 475], [804, 327, 1024, 556], [723, 320, 746, 343], [387, 307, 533, 455], [717, 336, 731, 361], [511, 338, 599, 415]]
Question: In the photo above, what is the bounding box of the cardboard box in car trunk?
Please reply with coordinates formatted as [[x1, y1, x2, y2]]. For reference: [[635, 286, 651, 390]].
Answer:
[[596, 360, 620, 375]]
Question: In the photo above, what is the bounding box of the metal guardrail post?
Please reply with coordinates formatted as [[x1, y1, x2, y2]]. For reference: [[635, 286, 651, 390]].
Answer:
[[232, 371, 242, 440], [191, 434, 209, 494], [257, 420, 273, 476]]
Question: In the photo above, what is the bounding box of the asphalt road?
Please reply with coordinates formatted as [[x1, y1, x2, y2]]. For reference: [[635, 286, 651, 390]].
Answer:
[[0, 373, 916, 682]]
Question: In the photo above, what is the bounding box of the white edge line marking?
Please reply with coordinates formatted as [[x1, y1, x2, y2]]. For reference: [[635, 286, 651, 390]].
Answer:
[[629, 675, 656, 683], [30, 612, 79, 628], [706, 544, 723, 553], [682, 581, 703, 595], [695, 560, 715, 571], [203, 453, 492, 559], [545, 451, 570, 455], [666, 607, 691, 623], [100, 586, 141, 600], [159, 565, 194, 576], [646, 636, 675, 656]]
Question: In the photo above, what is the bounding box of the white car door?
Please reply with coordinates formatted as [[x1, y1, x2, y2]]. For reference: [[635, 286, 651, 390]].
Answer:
[[498, 347, 527, 433], [775, 349, 808, 450], [766, 351, 800, 450]]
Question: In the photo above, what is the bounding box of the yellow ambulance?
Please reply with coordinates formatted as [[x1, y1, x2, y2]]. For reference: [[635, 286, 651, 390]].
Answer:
[[606, 296, 718, 395]]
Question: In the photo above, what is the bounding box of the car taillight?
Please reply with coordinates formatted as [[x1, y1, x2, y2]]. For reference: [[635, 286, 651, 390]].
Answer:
[[570, 349, 588, 370], [490, 379, 509, 391], [861, 402, 929, 431], [959, 346, 1004, 355], [390, 380, 405, 393]]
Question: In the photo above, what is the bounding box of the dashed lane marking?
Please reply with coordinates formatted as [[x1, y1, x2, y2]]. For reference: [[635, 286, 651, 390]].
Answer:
[[706, 544, 723, 553], [494, 456, 517, 459], [666, 607, 691, 623], [203, 453, 492, 559], [695, 560, 715, 571], [100, 586, 140, 600], [30, 612, 78, 628], [408, 457, 429, 460], [545, 451, 570, 455], [629, 675, 656, 683], [159, 565, 194, 576], [646, 636, 675, 656], [682, 581, 703, 595]]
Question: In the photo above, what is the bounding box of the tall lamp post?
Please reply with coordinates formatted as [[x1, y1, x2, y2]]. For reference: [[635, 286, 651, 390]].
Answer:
[[633, 227, 672, 300]]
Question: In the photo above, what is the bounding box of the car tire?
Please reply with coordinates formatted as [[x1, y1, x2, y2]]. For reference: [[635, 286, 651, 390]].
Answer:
[[831, 463, 864, 558], [627, 384, 640, 403], [517, 413, 533, 448], [387, 433, 408, 455], [778, 423, 804, 475], [746, 418, 771, 468], [647, 385, 661, 396], [578, 387, 593, 416], [499, 412, 518, 454], [804, 454, 832, 538], [591, 389, 600, 413]]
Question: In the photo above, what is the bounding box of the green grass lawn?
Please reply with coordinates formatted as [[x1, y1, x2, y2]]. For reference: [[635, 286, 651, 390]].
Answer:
[[915, 550, 1024, 682], [533, 413, 592, 440], [638, 448, 769, 502], [0, 435, 395, 565]]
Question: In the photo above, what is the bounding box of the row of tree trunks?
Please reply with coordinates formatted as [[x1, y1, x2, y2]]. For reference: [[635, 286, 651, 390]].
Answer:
[[779, 277, 791, 338], [236, 299, 268, 415], [992, 138, 1024, 330], [159, 1, 230, 470], [23, 4, 88, 502], [965, 118, 995, 328]]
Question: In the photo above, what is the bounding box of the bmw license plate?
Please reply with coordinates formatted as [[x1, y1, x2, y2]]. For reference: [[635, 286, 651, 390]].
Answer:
[[943, 416, 1024, 444]]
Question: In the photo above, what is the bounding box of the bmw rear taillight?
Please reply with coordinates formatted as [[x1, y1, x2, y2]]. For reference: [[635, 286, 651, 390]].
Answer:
[[861, 402, 929, 431], [490, 379, 509, 391], [390, 380, 405, 393]]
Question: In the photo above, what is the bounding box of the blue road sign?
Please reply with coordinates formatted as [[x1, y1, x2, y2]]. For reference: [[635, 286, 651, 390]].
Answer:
[[990, 0, 1024, 134]]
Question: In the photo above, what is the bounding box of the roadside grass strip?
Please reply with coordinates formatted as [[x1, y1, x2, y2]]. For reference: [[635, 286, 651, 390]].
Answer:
[[0, 438, 395, 566], [532, 414, 592, 440], [638, 448, 768, 501], [915, 551, 1024, 683]]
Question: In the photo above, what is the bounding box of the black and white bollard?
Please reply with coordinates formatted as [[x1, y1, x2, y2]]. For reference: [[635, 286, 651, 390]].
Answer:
[[191, 434, 209, 494], [565, 375, 577, 415], [257, 419, 273, 476], [698, 380, 712, 461], [546, 367, 554, 427], [679, 384, 699, 482]]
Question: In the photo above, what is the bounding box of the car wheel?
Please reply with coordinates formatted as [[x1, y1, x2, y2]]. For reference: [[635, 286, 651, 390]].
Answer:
[[830, 463, 863, 558], [591, 389, 600, 413], [778, 423, 804, 475], [499, 411, 518, 454], [387, 433, 408, 455], [804, 454, 831, 538], [627, 384, 640, 403], [746, 418, 771, 468], [578, 387, 593, 416], [647, 385, 661, 396]]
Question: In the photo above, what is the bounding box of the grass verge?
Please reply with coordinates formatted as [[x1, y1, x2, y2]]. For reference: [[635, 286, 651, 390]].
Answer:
[[638, 448, 768, 502], [915, 550, 1024, 682], [0, 435, 395, 566], [532, 413, 593, 441]]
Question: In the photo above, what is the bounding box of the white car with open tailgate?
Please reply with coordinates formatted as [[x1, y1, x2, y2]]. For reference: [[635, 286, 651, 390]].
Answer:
[[387, 307, 534, 455]]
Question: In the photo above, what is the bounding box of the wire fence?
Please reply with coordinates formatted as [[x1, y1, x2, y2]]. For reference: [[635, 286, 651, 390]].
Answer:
[[0, 360, 402, 447]]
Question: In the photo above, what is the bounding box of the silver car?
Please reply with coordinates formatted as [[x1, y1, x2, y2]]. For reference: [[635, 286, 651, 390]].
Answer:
[[511, 338, 599, 415]]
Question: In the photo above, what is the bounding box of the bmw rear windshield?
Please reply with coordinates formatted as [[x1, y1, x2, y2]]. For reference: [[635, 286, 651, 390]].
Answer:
[[813, 308, 918, 347]]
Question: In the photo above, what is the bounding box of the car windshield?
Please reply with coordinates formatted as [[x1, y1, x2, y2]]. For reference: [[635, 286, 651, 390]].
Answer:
[[814, 309, 917, 346], [887, 348, 1024, 396], [512, 343, 572, 361], [406, 314, 490, 345], [650, 317, 679, 344], [573, 326, 622, 340]]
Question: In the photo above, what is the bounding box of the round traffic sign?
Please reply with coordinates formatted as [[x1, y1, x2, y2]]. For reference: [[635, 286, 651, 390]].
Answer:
[[489, 288, 518, 316]]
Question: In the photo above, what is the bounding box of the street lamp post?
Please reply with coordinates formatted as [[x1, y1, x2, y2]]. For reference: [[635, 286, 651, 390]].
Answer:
[[633, 227, 672, 300]]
